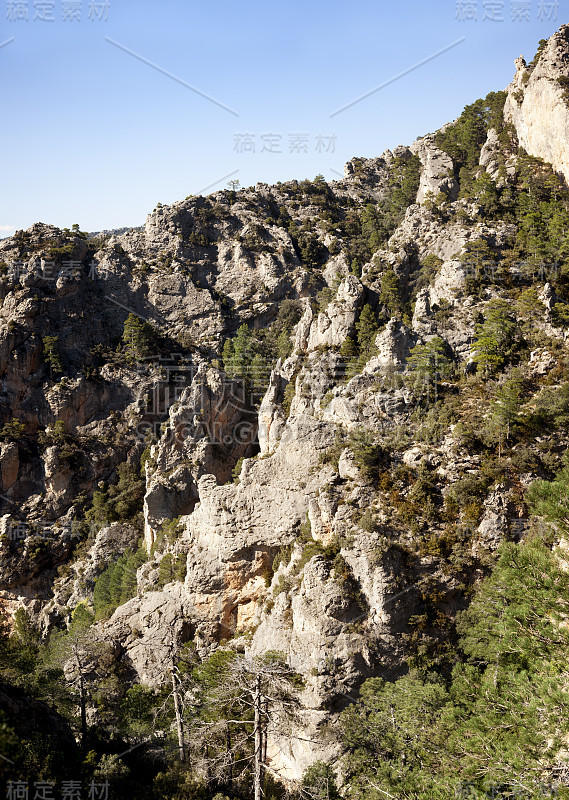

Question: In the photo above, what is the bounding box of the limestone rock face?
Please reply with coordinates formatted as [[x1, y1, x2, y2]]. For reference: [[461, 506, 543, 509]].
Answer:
[[258, 368, 288, 457], [478, 128, 517, 185], [143, 364, 258, 551], [306, 275, 364, 351], [181, 414, 337, 641], [4, 26, 569, 784], [479, 128, 502, 181], [39, 523, 140, 633], [504, 25, 569, 185], [45, 376, 134, 433], [363, 319, 413, 372], [337, 448, 359, 481], [43, 445, 74, 509], [247, 516, 410, 779], [474, 488, 510, 554], [539, 282, 557, 313], [430, 259, 466, 305], [412, 288, 436, 335], [0, 443, 19, 492], [528, 347, 556, 376], [293, 302, 314, 354], [411, 132, 459, 204], [99, 585, 194, 687], [342, 148, 411, 202]]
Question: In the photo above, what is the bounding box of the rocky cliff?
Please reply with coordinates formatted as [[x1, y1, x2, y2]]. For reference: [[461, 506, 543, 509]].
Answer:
[[2, 24, 569, 795], [505, 24, 569, 184]]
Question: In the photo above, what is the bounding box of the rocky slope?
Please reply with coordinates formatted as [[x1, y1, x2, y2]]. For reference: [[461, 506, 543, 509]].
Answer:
[[1, 24, 569, 790]]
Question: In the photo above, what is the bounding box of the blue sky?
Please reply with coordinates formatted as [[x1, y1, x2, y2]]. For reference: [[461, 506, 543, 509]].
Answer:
[[0, 0, 565, 235]]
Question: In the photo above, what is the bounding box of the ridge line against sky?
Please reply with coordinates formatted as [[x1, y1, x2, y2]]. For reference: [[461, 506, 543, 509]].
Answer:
[[0, 0, 564, 236]]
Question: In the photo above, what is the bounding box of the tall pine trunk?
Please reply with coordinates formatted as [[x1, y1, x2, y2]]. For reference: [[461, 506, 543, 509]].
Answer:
[[171, 659, 186, 762], [254, 674, 262, 800]]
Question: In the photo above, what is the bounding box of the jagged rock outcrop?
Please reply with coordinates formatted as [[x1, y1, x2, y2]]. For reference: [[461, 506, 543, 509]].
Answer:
[[3, 25, 569, 787], [143, 363, 258, 551], [504, 25, 569, 184], [479, 128, 517, 185], [0, 443, 19, 492], [363, 319, 413, 372], [429, 259, 466, 305], [342, 147, 412, 202], [258, 368, 289, 457], [479, 128, 502, 181], [540, 282, 557, 314], [181, 414, 337, 639], [99, 584, 194, 687], [306, 275, 364, 351], [412, 288, 436, 335], [39, 522, 140, 633], [411, 132, 459, 204]]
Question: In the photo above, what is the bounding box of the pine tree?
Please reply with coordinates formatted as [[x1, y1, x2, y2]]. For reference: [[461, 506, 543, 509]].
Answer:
[[472, 299, 518, 376], [489, 370, 524, 454], [459, 238, 497, 293], [222, 337, 235, 374], [348, 429, 382, 482], [42, 335, 63, 377], [107, 555, 125, 606], [183, 651, 301, 799], [340, 673, 448, 799], [407, 336, 451, 381], [93, 568, 112, 618], [122, 313, 157, 363], [46, 604, 100, 751], [223, 324, 252, 379], [355, 304, 379, 371], [444, 536, 569, 789], [356, 304, 378, 355], [339, 335, 359, 381], [379, 269, 402, 317], [361, 204, 383, 255], [350, 258, 362, 278], [527, 466, 569, 535], [276, 328, 292, 360]]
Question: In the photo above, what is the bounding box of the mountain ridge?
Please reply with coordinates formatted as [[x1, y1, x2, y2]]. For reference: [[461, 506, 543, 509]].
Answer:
[[1, 24, 569, 799]]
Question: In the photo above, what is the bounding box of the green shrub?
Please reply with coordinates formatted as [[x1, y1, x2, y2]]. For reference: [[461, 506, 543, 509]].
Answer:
[[319, 430, 347, 471], [93, 545, 148, 619], [156, 553, 187, 588], [348, 429, 383, 482], [436, 91, 506, 180], [302, 762, 340, 800], [357, 508, 378, 533], [86, 462, 146, 527], [0, 418, 25, 442], [557, 75, 569, 106], [121, 313, 158, 363], [42, 336, 63, 376], [153, 517, 183, 550], [281, 377, 297, 418], [316, 286, 334, 313], [472, 299, 519, 376], [232, 457, 245, 483], [272, 542, 294, 573]]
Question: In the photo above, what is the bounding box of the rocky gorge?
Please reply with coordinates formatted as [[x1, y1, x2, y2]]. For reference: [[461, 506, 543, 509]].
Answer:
[[2, 24, 569, 800]]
